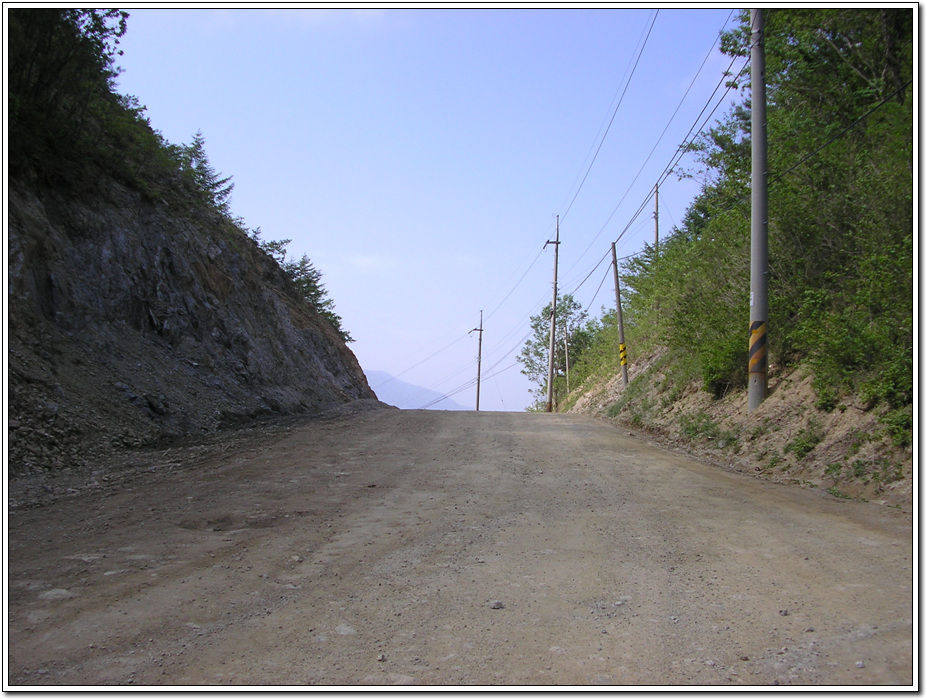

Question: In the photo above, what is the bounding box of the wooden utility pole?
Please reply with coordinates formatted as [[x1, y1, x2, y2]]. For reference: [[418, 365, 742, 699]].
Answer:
[[612, 242, 629, 386], [545, 216, 560, 413], [654, 182, 659, 256], [748, 7, 769, 412], [471, 310, 483, 411]]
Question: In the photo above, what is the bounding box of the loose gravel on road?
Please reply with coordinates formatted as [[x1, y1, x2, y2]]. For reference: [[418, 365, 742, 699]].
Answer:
[[7, 410, 914, 687]]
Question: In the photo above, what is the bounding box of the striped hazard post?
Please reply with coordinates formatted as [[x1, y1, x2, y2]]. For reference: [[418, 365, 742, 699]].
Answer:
[[612, 242, 629, 386], [748, 319, 768, 411], [748, 321, 766, 374]]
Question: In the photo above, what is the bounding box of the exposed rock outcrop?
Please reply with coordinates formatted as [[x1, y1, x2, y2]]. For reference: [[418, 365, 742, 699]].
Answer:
[[8, 176, 380, 475]]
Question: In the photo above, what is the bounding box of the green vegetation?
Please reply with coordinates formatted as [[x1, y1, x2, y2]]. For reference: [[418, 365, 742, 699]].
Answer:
[[827, 487, 867, 503], [677, 411, 740, 449], [249, 232, 354, 343], [547, 10, 912, 447], [678, 412, 719, 441], [8, 8, 352, 344], [517, 294, 602, 411], [784, 419, 825, 460]]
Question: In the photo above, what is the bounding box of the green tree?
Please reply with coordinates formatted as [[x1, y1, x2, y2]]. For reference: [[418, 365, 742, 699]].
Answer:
[[284, 255, 353, 344], [591, 8, 912, 429], [759, 9, 913, 412], [250, 232, 354, 343], [517, 294, 598, 410], [7, 6, 360, 353], [179, 130, 235, 215], [8, 9, 128, 179]]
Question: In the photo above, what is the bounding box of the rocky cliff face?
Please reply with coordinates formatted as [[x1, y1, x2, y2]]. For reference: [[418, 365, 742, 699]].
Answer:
[[8, 177, 379, 475]]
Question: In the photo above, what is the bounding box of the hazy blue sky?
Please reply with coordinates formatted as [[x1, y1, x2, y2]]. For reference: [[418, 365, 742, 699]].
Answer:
[[115, 7, 747, 411]]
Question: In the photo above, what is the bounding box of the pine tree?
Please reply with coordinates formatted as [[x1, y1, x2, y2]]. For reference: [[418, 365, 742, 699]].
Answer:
[[180, 130, 234, 215], [249, 231, 354, 344]]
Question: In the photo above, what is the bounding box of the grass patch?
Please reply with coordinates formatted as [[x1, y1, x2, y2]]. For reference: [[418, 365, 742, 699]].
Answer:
[[827, 486, 868, 502], [879, 405, 913, 447], [766, 452, 784, 470], [678, 411, 738, 449], [784, 418, 824, 460], [679, 412, 721, 440]]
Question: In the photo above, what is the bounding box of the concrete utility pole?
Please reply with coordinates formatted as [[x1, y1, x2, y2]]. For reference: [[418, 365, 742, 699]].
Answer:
[[611, 242, 629, 386], [563, 318, 571, 396], [545, 216, 560, 413], [748, 7, 769, 412], [470, 311, 483, 411], [654, 182, 659, 256]]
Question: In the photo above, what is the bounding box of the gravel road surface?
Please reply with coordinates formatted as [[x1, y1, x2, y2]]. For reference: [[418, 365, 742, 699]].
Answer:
[[7, 409, 914, 688]]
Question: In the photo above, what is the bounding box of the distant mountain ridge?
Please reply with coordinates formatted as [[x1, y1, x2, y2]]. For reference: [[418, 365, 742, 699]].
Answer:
[[367, 371, 470, 411]]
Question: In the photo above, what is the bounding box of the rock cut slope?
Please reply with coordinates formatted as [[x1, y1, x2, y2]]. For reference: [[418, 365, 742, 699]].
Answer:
[[7, 176, 380, 475]]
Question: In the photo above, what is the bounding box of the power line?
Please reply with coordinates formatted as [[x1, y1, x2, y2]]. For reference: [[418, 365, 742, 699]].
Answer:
[[565, 248, 611, 297], [455, 15, 739, 400], [371, 332, 469, 389], [660, 76, 916, 232], [417, 361, 522, 410], [384, 13, 764, 411], [565, 11, 741, 276], [770, 79, 913, 186], [583, 262, 615, 315], [601, 48, 749, 252], [560, 9, 660, 224], [461, 13, 739, 385], [484, 245, 545, 323]]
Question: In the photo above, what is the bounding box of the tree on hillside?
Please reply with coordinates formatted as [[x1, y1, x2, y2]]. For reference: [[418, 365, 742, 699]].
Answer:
[[250, 231, 354, 344], [176, 130, 236, 216], [517, 294, 599, 411], [284, 254, 353, 344], [7, 7, 361, 354], [757, 8, 913, 423], [8, 8, 128, 179], [610, 8, 912, 441]]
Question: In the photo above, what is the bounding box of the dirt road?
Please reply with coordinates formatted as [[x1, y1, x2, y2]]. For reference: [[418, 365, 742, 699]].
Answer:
[[7, 409, 914, 688]]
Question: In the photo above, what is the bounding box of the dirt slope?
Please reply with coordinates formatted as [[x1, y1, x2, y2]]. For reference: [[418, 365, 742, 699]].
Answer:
[[7, 410, 913, 688], [569, 351, 913, 508]]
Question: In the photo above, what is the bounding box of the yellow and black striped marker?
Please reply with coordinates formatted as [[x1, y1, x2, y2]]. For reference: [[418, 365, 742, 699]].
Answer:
[[749, 321, 767, 374], [619, 342, 627, 367]]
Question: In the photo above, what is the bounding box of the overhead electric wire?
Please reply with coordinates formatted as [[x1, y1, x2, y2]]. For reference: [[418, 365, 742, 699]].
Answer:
[[450, 13, 741, 402], [484, 328, 534, 377], [371, 331, 470, 389], [603, 38, 749, 250], [565, 248, 611, 297], [417, 361, 522, 410], [656, 14, 745, 189], [389, 12, 769, 410], [444, 13, 739, 398], [769, 79, 913, 186], [374, 227, 545, 395], [484, 245, 546, 323], [584, 262, 614, 314], [565, 10, 739, 276], [691, 76, 917, 226], [560, 9, 660, 224], [408, 284, 549, 408], [604, 41, 911, 279], [399, 353, 481, 406], [658, 60, 751, 191]]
